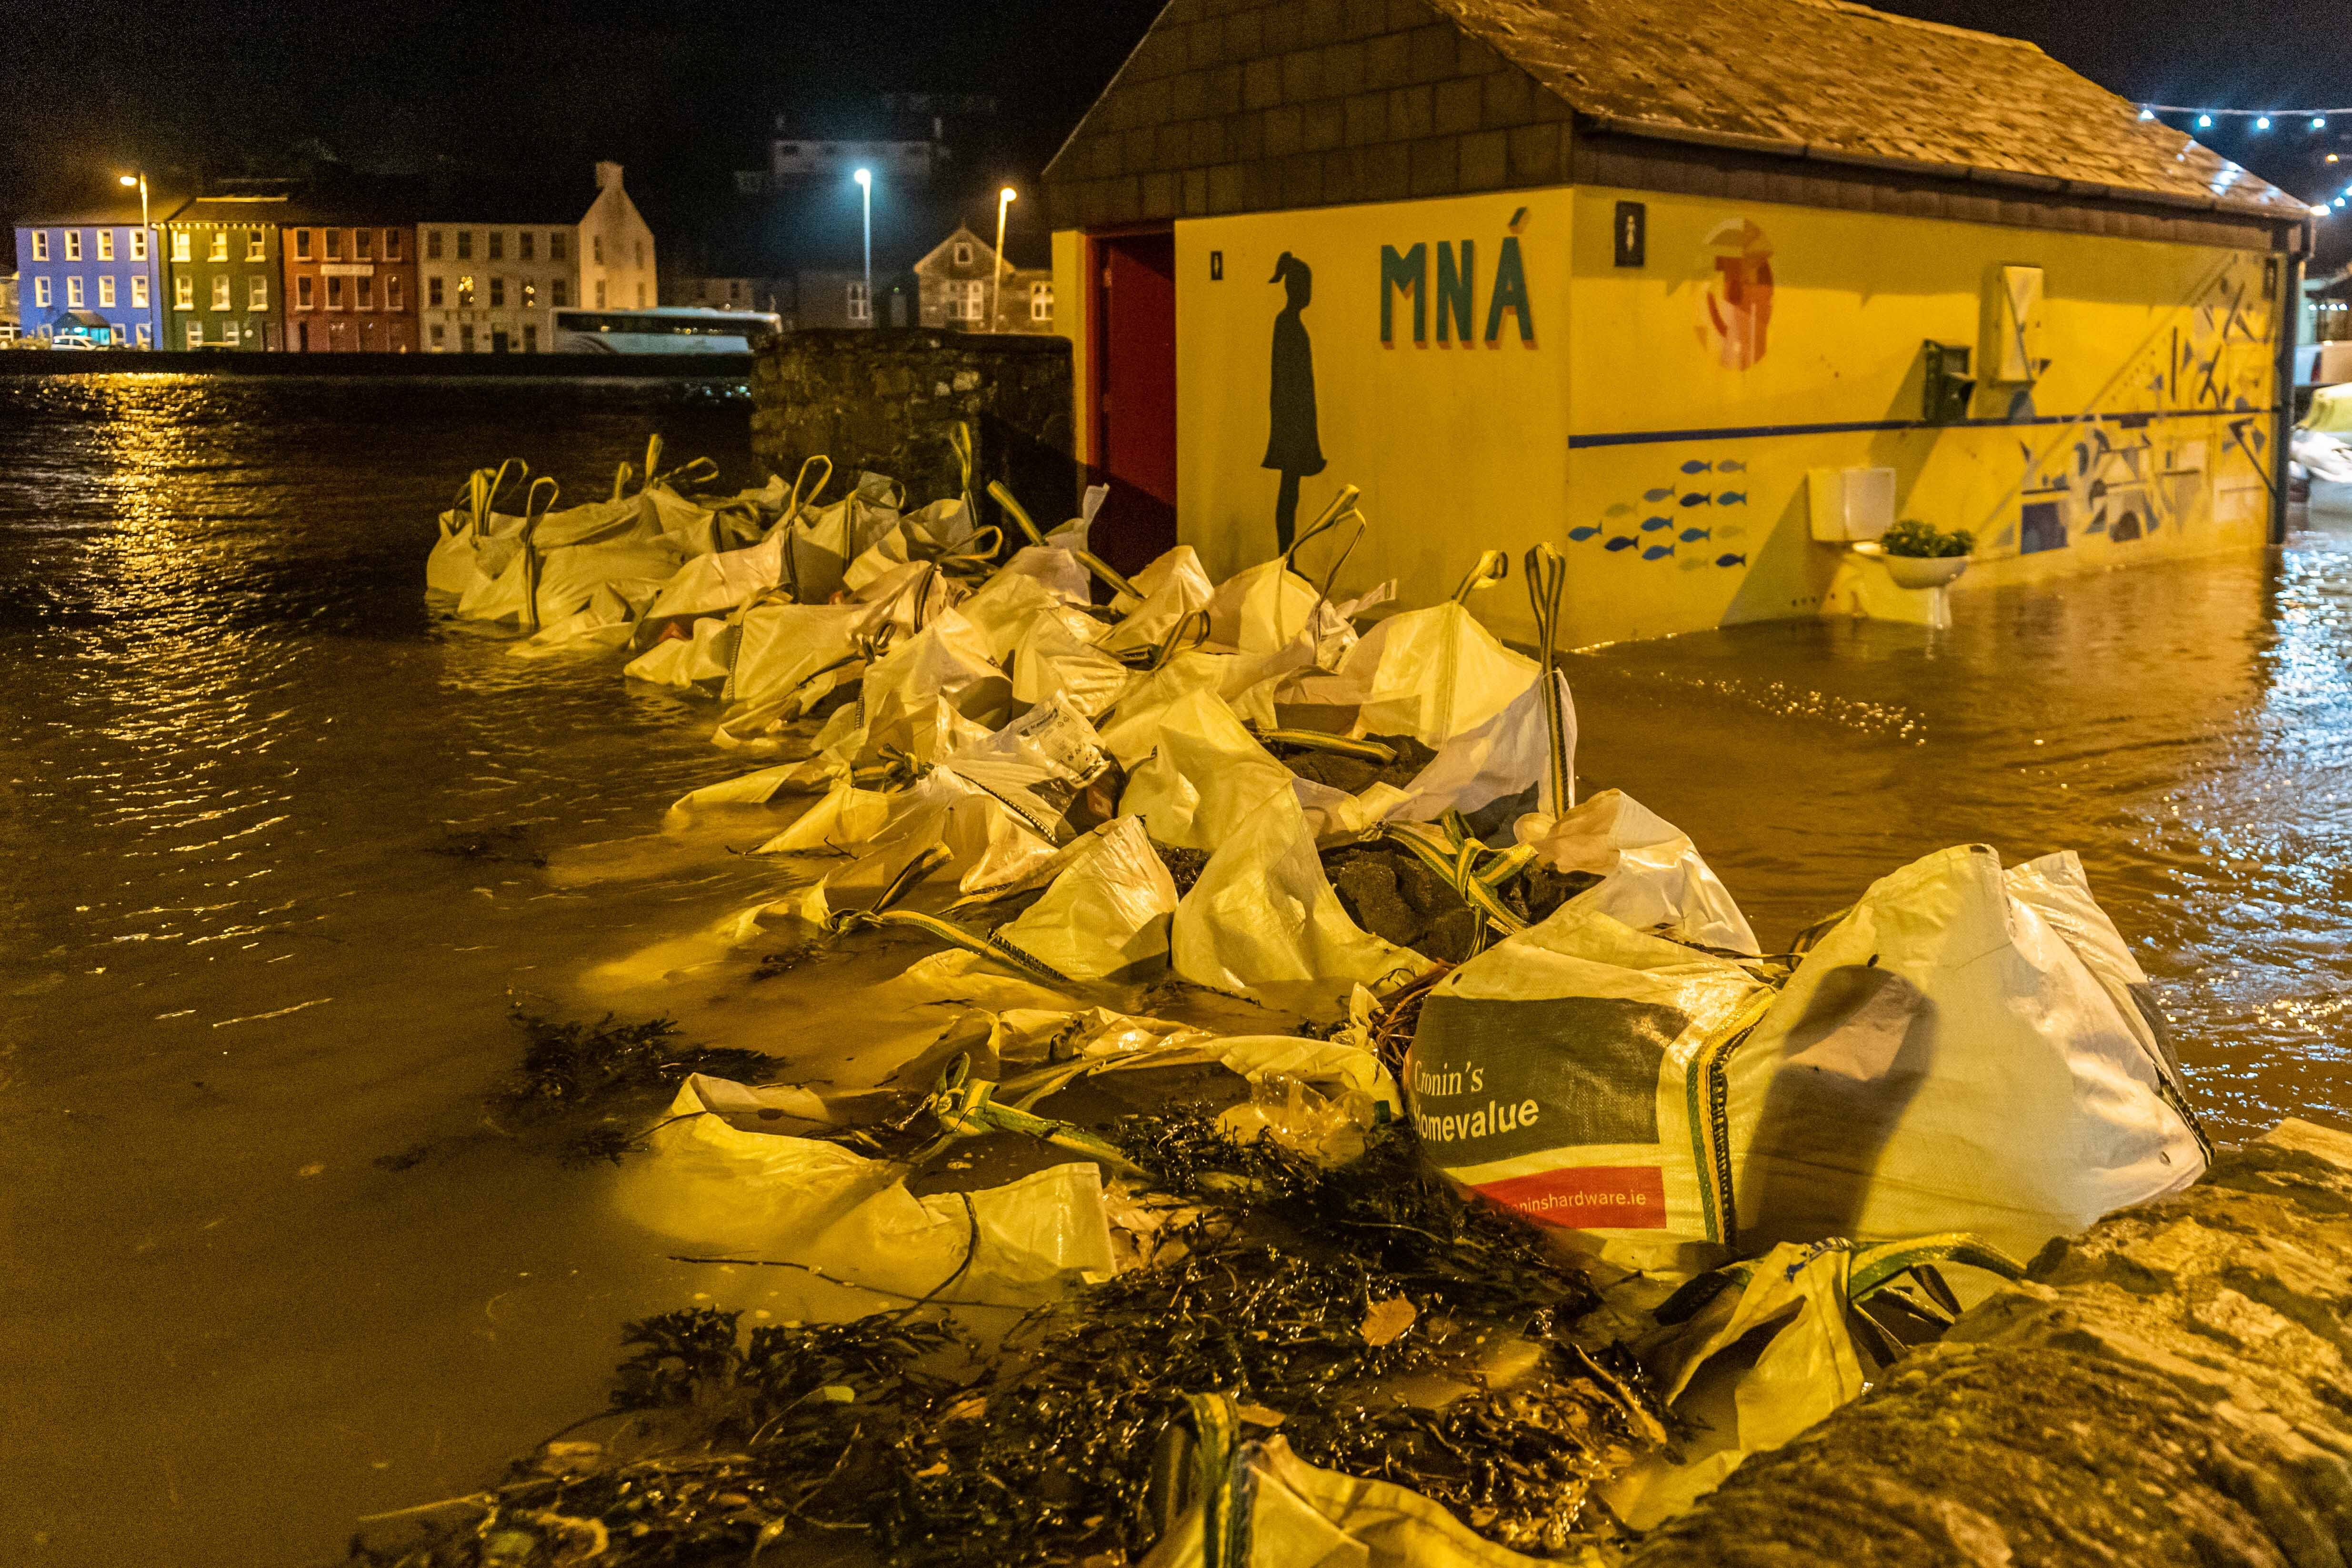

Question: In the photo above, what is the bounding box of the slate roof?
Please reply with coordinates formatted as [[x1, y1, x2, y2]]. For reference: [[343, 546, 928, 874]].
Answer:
[[1427, 0, 2300, 218]]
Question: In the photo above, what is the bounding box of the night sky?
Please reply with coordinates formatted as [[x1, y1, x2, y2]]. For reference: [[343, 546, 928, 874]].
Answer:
[[3, 0, 2348, 263]]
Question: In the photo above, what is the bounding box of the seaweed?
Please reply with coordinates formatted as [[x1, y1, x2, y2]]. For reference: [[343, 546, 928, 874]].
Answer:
[[487, 1012, 773, 1124], [1151, 841, 1211, 896], [350, 1125, 1656, 1568], [424, 826, 548, 868]]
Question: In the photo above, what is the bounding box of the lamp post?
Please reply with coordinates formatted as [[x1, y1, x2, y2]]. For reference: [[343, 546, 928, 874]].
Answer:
[[991, 186, 1017, 332], [118, 171, 150, 350], [853, 168, 872, 327]]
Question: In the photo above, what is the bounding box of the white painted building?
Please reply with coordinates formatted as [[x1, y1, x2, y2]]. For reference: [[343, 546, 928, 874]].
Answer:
[[417, 162, 657, 352]]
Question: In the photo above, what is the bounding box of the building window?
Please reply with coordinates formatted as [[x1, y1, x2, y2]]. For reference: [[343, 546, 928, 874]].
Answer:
[[221, 322, 240, 346], [636, 282, 646, 307], [430, 324, 445, 347], [426, 229, 442, 260], [523, 323, 539, 352], [249, 276, 267, 310], [550, 278, 568, 307], [294, 229, 312, 260], [460, 324, 475, 352], [66, 276, 83, 306], [1030, 280, 1053, 321], [948, 280, 984, 321], [953, 242, 971, 266], [595, 280, 607, 307], [131, 275, 149, 308], [64, 230, 81, 260], [325, 229, 341, 261], [247, 231, 264, 261], [212, 274, 230, 310], [136, 323, 150, 347], [457, 275, 475, 308], [130, 229, 147, 261], [32, 276, 49, 307], [357, 275, 373, 309], [488, 231, 503, 260], [384, 229, 401, 261], [354, 229, 372, 261], [327, 276, 344, 310], [30, 230, 47, 261], [549, 233, 567, 261], [208, 231, 227, 262], [518, 231, 534, 261], [634, 239, 644, 268], [298, 275, 314, 309], [174, 275, 192, 309], [456, 230, 472, 260], [428, 275, 444, 307], [847, 280, 871, 322], [97, 230, 114, 261], [99, 275, 116, 306], [387, 274, 403, 310], [171, 230, 190, 262], [593, 235, 604, 264], [186, 321, 203, 348], [489, 277, 505, 308]]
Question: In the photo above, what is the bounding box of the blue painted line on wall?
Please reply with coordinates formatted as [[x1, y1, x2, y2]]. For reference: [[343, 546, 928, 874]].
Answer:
[[1566, 405, 2281, 450]]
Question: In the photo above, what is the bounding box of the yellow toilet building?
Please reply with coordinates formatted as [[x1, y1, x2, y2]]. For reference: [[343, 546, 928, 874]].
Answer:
[[1042, 0, 2312, 644]]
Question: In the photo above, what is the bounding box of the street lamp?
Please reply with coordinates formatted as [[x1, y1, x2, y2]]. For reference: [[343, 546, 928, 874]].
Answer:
[[119, 171, 151, 350], [853, 168, 872, 327], [992, 186, 1017, 332]]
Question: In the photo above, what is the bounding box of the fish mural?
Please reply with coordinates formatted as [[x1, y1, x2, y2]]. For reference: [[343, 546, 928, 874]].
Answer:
[[1642, 544, 1675, 560], [1679, 527, 1711, 542], [1641, 517, 1673, 532], [1717, 459, 1746, 473], [1717, 491, 1747, 505], [1642, 487, 1674, 502], [1604, 502, 1633, 518], [1678, 458, 1749, 475], [1680, 459, 1713, 474], [1715, 553, 1747, 568], [1568, 525, 1601, 541], [1680, 493, 1711, 508], [1605, 536, 1637, 552]]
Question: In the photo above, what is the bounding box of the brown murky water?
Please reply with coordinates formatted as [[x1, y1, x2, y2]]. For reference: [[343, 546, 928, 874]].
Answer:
[[1, 374, 2347, 1566]]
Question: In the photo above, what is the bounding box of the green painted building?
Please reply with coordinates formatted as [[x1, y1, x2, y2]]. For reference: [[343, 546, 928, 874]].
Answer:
[[163, 193, 290, 350]]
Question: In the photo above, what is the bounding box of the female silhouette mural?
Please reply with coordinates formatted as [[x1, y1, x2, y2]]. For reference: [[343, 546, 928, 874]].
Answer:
[[1263, 252, 1326, 552]]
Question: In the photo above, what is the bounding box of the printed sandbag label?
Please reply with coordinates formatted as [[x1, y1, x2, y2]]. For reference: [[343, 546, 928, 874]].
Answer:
[[1472, 1164, 1668, 1229]]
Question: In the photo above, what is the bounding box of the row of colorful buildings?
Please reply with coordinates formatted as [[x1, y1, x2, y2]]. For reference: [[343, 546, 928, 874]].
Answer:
[[12, 162, 656, 351]]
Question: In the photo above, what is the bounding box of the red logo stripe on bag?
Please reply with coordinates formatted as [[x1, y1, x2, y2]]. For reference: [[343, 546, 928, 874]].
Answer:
[[1475, 1166, 1668, 1229]]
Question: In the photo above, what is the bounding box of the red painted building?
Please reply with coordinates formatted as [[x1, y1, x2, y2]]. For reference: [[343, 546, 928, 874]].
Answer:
[[280, 208, 419, 352]]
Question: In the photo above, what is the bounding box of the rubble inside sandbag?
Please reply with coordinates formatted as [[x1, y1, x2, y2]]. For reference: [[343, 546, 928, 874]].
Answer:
[[348, 1127, 1664, 1568]]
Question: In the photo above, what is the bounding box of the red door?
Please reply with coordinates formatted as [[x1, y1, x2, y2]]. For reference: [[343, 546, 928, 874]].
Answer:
[[1090, 230, 1177, 570]]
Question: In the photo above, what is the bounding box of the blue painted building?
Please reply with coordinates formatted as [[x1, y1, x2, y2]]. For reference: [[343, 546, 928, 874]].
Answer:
[[15, 190, 180, 347]]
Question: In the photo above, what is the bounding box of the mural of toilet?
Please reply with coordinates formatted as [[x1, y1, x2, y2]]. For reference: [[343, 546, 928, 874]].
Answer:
[[1810, 466, 1971, 629]]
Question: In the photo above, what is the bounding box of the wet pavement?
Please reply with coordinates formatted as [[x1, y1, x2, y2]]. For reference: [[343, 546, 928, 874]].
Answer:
[[0, 373, 2346, 1566]]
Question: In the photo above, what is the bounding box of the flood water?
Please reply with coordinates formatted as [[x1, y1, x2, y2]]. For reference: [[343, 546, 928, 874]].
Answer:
[[1, 374, 2347, 1567]]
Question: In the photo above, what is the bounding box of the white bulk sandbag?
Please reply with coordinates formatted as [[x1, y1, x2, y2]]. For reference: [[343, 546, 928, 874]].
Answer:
[[990, 816, 1180, 984], [786, 472, 902, 601], [1516, 791, 1758, 956], [960, 569, 1081, 659], [1096, 639, 1317, 768], [643, 530, 785, 622], [1728, 843, 2204, 1258], [1009, 614, 1138, 720], [623, 616, 738, 689], [1205, 559, 1361, 658], [621, 1076, 1116, 1305], [1172, 786, 1424, 1010], [853, 609, 1015, 763], [783, 767, 1061, 897], [988, 545, 1093, 606], [1296, 601, 1538, 748], [1117, 688, 1299, 850], [1384, 670, 1577, 823], [723, 600, 885, 711], [1100, 545, 1216, 656], [1405, 905, 1771, 1270], [507, 580, 657, 659], [842, 497, 980, 592]]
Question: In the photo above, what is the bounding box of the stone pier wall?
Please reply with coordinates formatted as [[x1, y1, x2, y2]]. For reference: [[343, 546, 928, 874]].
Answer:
[[749, 329, 1076, 520], [1627, 1119, 2352, 1566]]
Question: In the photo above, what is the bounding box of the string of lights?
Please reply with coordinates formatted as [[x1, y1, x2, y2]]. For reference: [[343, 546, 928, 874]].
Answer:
[[2135, 105, 2341, 131]]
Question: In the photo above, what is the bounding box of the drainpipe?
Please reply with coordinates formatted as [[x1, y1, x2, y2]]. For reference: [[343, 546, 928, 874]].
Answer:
[[2272, 221, 2306, 546]]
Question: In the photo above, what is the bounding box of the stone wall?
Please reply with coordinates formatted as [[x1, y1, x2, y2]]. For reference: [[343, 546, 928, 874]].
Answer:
[[1626, 1119, 2352, 1566], [749, 329, 1076, 519]]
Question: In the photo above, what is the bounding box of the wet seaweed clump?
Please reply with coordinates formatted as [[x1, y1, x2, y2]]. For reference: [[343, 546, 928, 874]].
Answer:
[[351, 1124, 1662, 1568], [489, 1013, 776, 1164], [424, 826, 548, 868], [1151, 841, 1211, 895]]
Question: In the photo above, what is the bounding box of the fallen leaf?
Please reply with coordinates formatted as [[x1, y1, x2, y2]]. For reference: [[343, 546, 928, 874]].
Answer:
[[1361, 1295, 1418, 1347], [1235, 1402, 1287, 1428]]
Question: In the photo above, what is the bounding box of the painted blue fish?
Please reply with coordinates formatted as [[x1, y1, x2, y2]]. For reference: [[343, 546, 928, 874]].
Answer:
[[1680, 492, 1711, 508], [1717, 490, 1747, 505], [1679, 527, 1711, 543], [1715, 553, 1747, 568], [1640, 516, 1672, 532], [1642, 487, 1674, 501], [1642, 544, 1675, 561], [1604, 535, 1637, 552], [1568, 525, 1601, 541], [1680, 459, 1713, 475], [1716, 459, 1747, 473]]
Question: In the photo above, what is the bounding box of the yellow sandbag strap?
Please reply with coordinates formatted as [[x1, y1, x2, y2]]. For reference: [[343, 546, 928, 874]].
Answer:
[[1523, 543, 1571, 813], [1681, 986, 1782, 1247], [1376, 822, 1527, 936], [1450, 549, 1510, 604], [921, 1054, 1142, 1173], [949, 420, 976, 519], [1848, 1233, 2027, 1298], [1282, 483, 1361, 572], [932, 525, 1005, 576], [1142, 608, 1211, 671], [987, 479, 1045, 547], [1253, 728, 1397, 763], [786, 454, 833, 520]]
